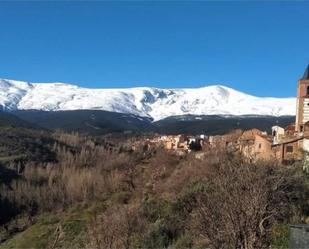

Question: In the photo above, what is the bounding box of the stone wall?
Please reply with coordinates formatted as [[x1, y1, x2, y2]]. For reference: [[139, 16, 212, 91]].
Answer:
[[290, 225, 309, 248]]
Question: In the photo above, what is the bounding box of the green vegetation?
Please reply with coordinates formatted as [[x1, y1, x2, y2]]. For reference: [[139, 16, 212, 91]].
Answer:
[[0, 215, 59, 249], [270, 224, 290, 249], [13, 110, 154, 135], [12, 110, 295, 135], [153, 115, 295, 135], [0, 202, 106, 249], [0, 112, 36, 129], [0, 127, 56, 166]]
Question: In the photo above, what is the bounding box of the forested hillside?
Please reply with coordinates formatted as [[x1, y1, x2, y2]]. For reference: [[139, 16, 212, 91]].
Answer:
[[0, 130, 308, 249], [11, 110, 295, 136]]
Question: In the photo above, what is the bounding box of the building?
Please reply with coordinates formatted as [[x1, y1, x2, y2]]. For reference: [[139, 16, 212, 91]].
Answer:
[[132, 65, 309, 164], [271, 65, 309, 163], [238, 129, 274, 161], [272, 125, 285, 144], [295, 64, 309, 132], [163, 135, 182, 150], [209, 129, 242, 151], [272, 135, 304, 163]]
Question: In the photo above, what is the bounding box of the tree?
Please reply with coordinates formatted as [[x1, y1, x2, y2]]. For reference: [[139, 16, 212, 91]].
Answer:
[[87, 205, 144, 249], [191, 155, 300, 249]]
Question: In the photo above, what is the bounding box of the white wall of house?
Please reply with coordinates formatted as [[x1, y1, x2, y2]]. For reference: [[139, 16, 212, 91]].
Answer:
[[272, 126, 285, 144]]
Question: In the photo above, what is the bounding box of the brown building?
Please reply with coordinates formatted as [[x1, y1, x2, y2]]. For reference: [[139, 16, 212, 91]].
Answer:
[[209, 129, 242, 151], [270, 65, 309, 163], [159, 135, 191, 151], [295, 64, 309, 132], [272, 137, 304, 163], [239, 129, 274, 161]]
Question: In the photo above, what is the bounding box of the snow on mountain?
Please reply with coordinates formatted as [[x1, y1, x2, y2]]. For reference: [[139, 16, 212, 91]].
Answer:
[[0, 79, 32, 110], [0, 78, 296, 121]]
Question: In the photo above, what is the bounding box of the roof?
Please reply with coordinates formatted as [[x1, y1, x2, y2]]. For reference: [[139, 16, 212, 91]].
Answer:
[[239, 128, 262, 140], [301, 64, 309, 80], [272, 134, 309, 146], [239, 129, 271, 143], [285, 123, 295, 132]]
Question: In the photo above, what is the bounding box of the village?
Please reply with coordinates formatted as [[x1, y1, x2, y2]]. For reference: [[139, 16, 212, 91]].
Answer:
[[132, 65, 309, 167]]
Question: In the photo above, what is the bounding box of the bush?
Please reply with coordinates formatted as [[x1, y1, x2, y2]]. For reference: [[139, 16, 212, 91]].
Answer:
[[138, 198, 186, 249], [270, 223, 290, 249], [172, 234, 193, 249], [144, 219, 173, 249]]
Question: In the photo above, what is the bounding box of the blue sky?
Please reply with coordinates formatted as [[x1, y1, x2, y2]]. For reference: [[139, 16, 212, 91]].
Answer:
[[0, 1, 308, 97]]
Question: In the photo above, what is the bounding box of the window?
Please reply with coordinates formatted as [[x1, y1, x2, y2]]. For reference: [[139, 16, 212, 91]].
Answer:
[[258, 143, 262, 149], [306, 86, 309, 96], [286, 146, 293, 153], [300, 125, 304, 132]]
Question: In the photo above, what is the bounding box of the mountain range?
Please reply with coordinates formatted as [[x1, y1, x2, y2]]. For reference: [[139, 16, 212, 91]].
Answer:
[[0, 78, 296, 121]]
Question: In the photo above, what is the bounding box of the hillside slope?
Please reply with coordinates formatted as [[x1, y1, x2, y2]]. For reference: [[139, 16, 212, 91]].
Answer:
[[0, 112, 56, 167], [12, 110, 154, 134], [153, 115, 295, 135], [12, 110, 295, 136]]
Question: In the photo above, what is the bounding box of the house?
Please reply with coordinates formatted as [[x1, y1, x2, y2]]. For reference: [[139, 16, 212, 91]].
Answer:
[[238, 129, 274, 161], [159, 135, 191, 151], [272, 136, 304, 163], [209, 129, 242, 151], [272, 126, 285, 144], [285, 123, 296, 136]]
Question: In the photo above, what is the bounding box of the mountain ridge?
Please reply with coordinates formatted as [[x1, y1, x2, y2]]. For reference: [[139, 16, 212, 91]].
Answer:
[[0, 78, 296, 121]]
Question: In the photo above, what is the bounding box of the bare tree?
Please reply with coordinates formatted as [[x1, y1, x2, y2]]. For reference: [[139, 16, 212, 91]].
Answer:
[[192, 156, 292, 249], [87, 204, 145, 249]]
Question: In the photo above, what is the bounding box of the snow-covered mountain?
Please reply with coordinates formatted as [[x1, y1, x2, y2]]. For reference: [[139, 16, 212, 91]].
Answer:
[[0, 78, 296, 121]]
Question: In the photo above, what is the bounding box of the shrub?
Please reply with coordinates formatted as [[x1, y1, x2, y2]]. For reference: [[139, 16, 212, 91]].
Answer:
[[172, 234, 193, 249], [270, 223, 290, 249]]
